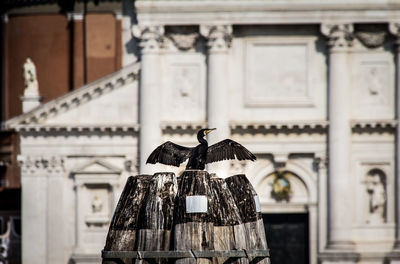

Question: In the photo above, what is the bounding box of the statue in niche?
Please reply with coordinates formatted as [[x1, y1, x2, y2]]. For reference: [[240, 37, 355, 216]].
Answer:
[[91, 195, 103, 214], [365, 169, 386, 224], [22, 57, 39, 96]]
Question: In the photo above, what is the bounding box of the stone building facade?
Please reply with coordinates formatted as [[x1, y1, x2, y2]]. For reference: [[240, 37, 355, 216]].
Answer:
[[4, 0, 400, 263]]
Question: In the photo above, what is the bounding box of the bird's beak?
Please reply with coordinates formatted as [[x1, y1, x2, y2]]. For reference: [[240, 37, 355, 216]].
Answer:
[[205, 128, 216, 134]]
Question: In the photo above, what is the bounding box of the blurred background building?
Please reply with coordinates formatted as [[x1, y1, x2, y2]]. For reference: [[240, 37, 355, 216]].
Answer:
[[1, 0, 400, 263]]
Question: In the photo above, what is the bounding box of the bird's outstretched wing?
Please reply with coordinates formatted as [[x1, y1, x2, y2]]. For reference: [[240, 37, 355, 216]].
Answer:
[[146, 141, 193, 167], [206, 139, 256, 164]]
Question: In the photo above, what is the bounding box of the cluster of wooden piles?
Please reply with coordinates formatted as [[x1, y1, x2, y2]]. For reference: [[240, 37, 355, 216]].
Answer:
[[102, 170, 270, 264]]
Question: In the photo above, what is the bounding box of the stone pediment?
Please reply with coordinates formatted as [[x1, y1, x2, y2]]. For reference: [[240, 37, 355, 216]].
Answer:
[[73, 159, 122, 175], [6, 63, 140, 131]]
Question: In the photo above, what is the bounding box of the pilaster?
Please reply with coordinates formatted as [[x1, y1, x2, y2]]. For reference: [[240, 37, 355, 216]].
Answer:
[[389, 22, 400, 253], [132, 25, 165, 174], [18, 155, 65, 264], [320, 23, 356, 252], [200, 25, 232, 178]]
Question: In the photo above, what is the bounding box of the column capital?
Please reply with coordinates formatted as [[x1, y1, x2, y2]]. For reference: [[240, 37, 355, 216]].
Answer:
[[113, 11, 123, 21], [131, 25, 165, 54], [18, 155, 65, 174], [200, 24, 232, 53], [321, 23, 354, 52], [389, 22, 400, 46], [313, 156, 327, 171]]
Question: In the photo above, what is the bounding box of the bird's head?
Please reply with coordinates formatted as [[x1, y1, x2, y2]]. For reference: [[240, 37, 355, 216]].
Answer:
[[198, 128, 216, 138]]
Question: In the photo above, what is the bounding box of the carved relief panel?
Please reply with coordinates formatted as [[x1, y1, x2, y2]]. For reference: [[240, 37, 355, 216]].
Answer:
[[161, 54, 206, 122], [351, 52, 395, 119], [230, 29, 327, 122], [244, 38, 315, 107]]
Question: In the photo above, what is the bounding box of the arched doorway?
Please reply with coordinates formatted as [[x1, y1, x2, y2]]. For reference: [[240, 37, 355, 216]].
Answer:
[[261, 170, 310, 264], [246, 160, 318, 264]]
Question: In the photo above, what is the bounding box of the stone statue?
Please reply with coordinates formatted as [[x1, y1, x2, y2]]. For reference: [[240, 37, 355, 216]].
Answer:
[[23, 57, 39, 96], [365, 170, 386, 224], [91, 195, 103, 214]]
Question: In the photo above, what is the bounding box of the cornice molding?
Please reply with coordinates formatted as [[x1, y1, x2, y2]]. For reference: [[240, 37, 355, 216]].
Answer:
[[135, 1, 400, 25], [230, 120, 397, 134], [230, 121, 328, 131], [6, 62, 140, 127], [161, 122, 206, 131], [351, 119, 397, 132], [13, 124, 140, 134], [136, 1, 400, 13]]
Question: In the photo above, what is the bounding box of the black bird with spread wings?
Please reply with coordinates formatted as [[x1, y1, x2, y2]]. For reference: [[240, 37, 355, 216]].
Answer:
[[146, 128, 256, 170]]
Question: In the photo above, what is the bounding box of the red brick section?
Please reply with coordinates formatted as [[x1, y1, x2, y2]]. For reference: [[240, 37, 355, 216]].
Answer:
[[73, 17, 85, 89], [6, 14, 70, 119], [86, 13, 120, 83]]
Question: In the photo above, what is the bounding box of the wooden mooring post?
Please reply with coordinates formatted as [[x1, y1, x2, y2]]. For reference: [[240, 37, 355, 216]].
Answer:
[[225, 174, 269, 264], [174, 170, 214, 264], [102, 171, 270, 264], [103, 175, 152, 264], [136, 172, 178, 264], [210, 177, 249, 264]]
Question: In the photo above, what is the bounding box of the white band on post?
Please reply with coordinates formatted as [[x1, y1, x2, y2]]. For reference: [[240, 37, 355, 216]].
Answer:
[[186, 195, 208, 213], [254, 195, 261, 213]]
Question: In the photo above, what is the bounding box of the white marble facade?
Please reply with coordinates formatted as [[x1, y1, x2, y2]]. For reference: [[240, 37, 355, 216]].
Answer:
[[5, 0, 400, 263]]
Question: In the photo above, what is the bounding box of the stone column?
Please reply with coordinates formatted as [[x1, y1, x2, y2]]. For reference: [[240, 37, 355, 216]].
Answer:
[[200, 25, 232, 178], [132, 25, 164, 174], [321, 23, 355, 251], [389, 22, 400, 251]]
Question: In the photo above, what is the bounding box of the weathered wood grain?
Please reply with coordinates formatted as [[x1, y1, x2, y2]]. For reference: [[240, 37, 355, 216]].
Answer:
[[103, 175, 152, 264], [174, 170, 214, 264], [210, 178, 249, 264], [225, 174, 269, 264], [136, 172, 178, 264]]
